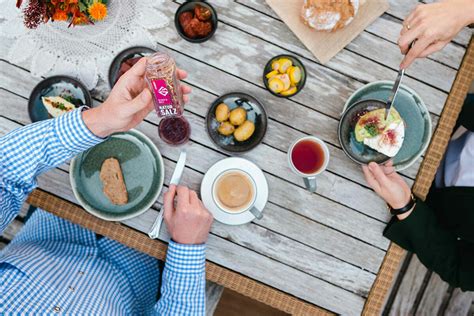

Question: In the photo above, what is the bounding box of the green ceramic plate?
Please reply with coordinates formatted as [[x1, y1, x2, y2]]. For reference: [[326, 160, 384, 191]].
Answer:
[[341, 80, 432, 171], [70, 129, 164, 221]]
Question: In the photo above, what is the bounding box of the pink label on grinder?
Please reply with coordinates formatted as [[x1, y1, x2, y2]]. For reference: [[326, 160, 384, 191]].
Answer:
[[151, 79, 177, 117]]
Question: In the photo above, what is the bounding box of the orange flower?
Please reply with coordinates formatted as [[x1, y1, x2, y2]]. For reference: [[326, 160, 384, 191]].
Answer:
[[53, 9, 68, 21], [88, 2, 107, 21]]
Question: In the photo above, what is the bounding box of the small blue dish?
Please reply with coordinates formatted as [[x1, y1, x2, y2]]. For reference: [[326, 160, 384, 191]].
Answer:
[[206, 92, 268, 153], [339, 80, 432, 171], [70, 130, 164, 221], [28, 76, 92, 123]]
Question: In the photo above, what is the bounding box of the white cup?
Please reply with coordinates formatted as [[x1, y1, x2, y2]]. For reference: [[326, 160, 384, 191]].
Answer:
[[287, 136, 330, 192], [212, 169, 262, 219]]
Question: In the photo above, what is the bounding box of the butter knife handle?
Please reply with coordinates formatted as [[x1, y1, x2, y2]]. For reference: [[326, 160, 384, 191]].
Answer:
[[148, 208, 164, 239]]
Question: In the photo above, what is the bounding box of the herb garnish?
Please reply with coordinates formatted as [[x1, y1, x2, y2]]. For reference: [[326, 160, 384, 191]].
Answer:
[[364, 124, 378, 137], [51, 102, 68, 111]]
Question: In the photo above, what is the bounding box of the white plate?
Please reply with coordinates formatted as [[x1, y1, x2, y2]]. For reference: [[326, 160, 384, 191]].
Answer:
[[201, 157, 268, 225]]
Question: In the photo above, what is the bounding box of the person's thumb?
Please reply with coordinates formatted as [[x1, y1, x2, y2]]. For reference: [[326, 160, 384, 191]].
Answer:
[[368, 162, 390, 187], [127, 88, 153, 114], [163, 185, 177, 222]]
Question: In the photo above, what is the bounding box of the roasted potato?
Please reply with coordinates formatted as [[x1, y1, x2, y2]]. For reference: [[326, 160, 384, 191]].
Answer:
[[229, 107, 247, 126], [215, 103, 230, 122], [217, 121, 235, 136], [234, 120, 255, 142]]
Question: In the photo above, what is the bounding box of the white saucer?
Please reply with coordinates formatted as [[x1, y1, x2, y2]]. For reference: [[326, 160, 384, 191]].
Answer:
[[201, 157, 269, 225]]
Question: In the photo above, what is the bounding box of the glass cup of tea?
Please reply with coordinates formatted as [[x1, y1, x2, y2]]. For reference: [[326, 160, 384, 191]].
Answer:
[[212, 169, 262, 219], [287, 136, 330, 192]]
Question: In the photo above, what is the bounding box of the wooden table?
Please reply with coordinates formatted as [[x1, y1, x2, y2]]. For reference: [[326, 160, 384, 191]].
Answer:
[[0, 1, 470, 315]]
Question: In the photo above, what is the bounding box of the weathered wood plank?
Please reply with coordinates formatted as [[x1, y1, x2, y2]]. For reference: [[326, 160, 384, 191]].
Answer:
[[236, 0, 467, 71], [34, 162, 367, 315], [123, 210, 366, 315], [0, 89, 391, 256], [0, 49, 432, 186], [205, 281, 224, 316], [18, 202, 30, 219], [0, 112, 386, 274], [0, 59, 394, 225], [365, 16, 464, 70], [444, 288, 473, 316], [174, 1, 451, 116], [416, 272, 450, 315], [388, 255, 429, 316], [0, 115, 379, 298], [2, 219, 24, 241], [345, 31, 456, 92], [385, 0, 472, 47]]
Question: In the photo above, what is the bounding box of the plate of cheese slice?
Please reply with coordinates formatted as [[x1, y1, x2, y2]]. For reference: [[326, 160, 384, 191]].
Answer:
[[338, 81, 432, 171], [28, 76, 92, 122]]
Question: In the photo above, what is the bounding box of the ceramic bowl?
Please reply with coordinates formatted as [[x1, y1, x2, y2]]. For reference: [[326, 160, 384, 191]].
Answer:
[[263, 54, 307, 98], [28, 76, 92, 123], [339, 80, 432, 171], [70, 129, 164, 221], [206, 92, 268, 153], [108, 46, 155, 88], [174, 0, 218, 43]]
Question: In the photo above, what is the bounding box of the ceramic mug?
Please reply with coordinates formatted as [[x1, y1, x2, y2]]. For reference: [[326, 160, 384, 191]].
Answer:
[[212, 169, 262, 219], [287, 136, 330, 192]]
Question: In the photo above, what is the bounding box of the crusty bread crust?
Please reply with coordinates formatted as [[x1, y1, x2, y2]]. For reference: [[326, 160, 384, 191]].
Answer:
[[100, 157, 128, 205], [301, 0, 357, 32]]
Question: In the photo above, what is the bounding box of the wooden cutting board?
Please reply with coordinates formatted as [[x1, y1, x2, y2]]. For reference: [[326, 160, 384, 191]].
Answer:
[[265, 0, 389, 64]]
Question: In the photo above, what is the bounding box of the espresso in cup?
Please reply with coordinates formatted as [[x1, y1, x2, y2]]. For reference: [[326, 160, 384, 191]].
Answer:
[[214, 170, 256, 213]]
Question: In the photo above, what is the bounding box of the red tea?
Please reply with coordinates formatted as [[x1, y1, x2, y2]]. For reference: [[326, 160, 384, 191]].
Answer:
[[291, 140, 325, 174]]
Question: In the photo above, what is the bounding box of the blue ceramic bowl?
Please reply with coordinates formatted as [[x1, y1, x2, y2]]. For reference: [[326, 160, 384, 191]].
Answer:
[[28, 76, 92, 123], [339, 80, 432, 171], [70, 130, 164, 221]]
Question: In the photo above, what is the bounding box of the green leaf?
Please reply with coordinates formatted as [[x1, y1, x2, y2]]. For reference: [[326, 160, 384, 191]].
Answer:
[[78, 2, 87, 12], [364, 124, 378, 137]]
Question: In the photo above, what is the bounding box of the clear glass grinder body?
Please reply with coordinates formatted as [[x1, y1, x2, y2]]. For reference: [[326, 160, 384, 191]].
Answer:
[[145, 52, 190, 145]]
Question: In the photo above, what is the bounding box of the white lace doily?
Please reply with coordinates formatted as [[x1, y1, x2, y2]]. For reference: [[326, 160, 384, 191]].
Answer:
[[0, 0, 169, 89]]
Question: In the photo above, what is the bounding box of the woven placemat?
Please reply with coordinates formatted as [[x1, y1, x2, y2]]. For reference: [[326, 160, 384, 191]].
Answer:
[[25, 39, 473, 316], [362, 37, 474, 315], [27, 189, 332, 316]]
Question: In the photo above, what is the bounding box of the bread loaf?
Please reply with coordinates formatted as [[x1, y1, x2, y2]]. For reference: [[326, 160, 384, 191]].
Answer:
[[301, 0, 359, 32]]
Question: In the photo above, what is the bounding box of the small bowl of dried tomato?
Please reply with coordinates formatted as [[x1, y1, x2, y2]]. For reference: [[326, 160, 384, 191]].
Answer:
[[175, 0, 218, 43]]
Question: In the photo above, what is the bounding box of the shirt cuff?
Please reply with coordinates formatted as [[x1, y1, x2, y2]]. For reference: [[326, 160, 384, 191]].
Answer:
[[165, 240, 206, 274], [53, 107, 105, 153], [383, 200, 427, 252]]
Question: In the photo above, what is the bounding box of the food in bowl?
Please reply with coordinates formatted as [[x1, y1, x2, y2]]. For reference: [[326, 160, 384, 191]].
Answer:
[[42, 96, 76, 118], [265, 57, 302, 96], [301, 0, 359, 32], [234, 120, 255, 142], [100, 157, 128, 205], [215, 103, 255, 141], [179, 4, 213, 39], [215, 103, 230, 122], [354, 108, 405, 157], [117, 56, 142, 82]]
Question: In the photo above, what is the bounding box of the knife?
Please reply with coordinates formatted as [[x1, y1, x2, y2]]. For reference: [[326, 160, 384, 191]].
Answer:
[[384, 68, 404, 121], [148, 150, 187, 239], [385, 41, 415, 120]]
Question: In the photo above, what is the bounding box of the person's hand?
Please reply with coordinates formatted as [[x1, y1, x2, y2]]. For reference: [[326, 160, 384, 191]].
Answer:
[[163, 185, 213, 245], [83, 57, 192, 138], [398, 0, 474, 69], [362, 161, 412, 213]]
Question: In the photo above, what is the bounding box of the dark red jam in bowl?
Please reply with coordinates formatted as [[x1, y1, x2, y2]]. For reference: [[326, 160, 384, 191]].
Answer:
[[158, 116, 191, 145]]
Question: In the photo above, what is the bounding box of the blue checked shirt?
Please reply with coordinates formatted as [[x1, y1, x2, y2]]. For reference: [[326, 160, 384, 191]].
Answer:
[[0, 108, 206, 315]]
